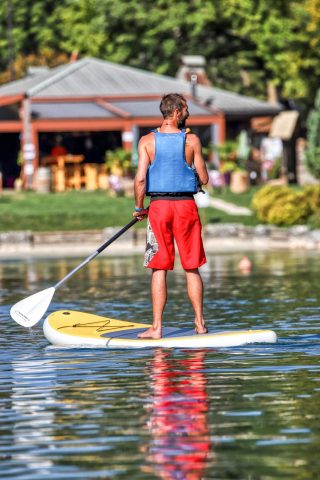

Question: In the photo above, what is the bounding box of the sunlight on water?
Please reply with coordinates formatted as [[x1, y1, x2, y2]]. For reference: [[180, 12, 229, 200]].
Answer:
[[0, 250, 319, 479]]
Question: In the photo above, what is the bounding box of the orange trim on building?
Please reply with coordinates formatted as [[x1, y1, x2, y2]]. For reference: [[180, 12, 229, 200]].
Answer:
[[0, 121, 22, 132], [0, 94, 24, 107]]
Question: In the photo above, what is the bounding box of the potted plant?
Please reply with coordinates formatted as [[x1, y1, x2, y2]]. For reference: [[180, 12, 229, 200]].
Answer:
[[105, 148, 134, 177], [230, 166, 250, 193], [212, 137, 252, 191], [219, 160, 236, 186], [212, 140, 238, 186]]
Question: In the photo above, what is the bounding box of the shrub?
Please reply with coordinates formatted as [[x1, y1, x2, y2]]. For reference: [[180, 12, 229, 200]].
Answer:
[[267, 192, 310, 226], [305, 89, 320, 179], [303, 184, 320, 212], [251, 185, 311, 226], [308, 211, 320, 229], [251, 185, 291, 223]]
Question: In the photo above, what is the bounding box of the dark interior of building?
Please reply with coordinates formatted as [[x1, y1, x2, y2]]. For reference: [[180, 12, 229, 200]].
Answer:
[[39, 131, 122, 165]]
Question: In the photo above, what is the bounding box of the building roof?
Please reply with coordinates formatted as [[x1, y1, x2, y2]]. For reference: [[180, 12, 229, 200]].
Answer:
[[196, 84, 281, 117], [110, 99, 213, 118], [32, 102, 116, 119], [29, 98, 212, 120], [0, 57, 282, 117]]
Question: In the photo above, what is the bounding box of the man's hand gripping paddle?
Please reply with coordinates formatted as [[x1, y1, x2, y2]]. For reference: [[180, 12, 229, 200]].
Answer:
[[10, 218, 139, 328]]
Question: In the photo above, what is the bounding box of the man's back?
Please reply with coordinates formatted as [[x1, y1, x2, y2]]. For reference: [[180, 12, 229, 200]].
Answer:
[[140, 129, 208, 185]]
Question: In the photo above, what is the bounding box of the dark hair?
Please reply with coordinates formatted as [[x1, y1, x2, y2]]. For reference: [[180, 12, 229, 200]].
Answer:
[[160, 93, 186, 118]]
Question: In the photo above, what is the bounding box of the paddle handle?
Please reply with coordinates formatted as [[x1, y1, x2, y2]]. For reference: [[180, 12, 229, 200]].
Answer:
[[97, 217, 138, 253], [54, 217, 139, 290]]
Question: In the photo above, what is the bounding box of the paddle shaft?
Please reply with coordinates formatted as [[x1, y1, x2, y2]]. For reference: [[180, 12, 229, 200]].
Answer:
[[54, 218, 138, 290]]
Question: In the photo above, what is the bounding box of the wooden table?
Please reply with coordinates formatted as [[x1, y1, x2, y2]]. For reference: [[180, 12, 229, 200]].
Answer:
[[41, 155, 85, 192]]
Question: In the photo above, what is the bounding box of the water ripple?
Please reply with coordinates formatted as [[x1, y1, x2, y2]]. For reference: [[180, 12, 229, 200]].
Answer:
[[0, 251, 319, 479]]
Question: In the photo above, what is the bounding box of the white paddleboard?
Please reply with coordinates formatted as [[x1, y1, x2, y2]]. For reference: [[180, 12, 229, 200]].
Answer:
[[43, 310, 277, 349]]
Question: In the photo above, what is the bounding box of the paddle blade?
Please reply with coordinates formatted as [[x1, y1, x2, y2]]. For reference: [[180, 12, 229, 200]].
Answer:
[[10, 287, 56, 328]]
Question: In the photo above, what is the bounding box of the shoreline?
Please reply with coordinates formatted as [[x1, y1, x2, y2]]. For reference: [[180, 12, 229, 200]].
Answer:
[[1, 224, 320, 259]]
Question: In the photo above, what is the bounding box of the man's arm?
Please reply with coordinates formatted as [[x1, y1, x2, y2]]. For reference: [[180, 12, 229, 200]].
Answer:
[[133, 137, 150, 217], [192, 135, 209, 185]]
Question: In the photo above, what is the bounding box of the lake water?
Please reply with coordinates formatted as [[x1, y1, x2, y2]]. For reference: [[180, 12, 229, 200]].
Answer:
[[0, 251, 319, 479]]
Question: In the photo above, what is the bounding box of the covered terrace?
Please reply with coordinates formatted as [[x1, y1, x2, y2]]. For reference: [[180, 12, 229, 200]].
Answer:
[[0, 57, 280, 190]]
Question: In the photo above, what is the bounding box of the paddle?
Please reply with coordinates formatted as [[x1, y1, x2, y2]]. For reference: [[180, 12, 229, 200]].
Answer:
[[10, 217, 139, 328]]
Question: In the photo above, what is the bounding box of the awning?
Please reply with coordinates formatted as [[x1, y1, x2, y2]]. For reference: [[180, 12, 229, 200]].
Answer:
[[269, 110, 299, 140]]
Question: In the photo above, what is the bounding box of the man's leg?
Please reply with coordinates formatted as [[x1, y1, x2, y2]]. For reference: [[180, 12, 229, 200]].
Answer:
[[185, 268, 207, 334], [138, 269, 167, 339]]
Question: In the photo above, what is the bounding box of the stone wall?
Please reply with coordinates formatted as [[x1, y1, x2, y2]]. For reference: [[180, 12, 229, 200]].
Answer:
[[1, 224, 320, 256]]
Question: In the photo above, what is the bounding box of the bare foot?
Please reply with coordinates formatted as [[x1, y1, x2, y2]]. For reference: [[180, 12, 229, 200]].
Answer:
[[137, 327, 162, 339], [195, 325, 208, 335]]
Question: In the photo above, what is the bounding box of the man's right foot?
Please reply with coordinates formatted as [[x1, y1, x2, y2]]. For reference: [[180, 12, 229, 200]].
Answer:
[[137, 327, 161, 339]]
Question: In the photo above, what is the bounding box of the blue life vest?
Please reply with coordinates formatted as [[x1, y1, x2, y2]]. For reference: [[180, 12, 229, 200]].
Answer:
[[146, 128, 197, 195]]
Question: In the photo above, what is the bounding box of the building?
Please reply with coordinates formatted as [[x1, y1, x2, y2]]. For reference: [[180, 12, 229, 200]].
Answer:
[[0, 57, 281, 189]]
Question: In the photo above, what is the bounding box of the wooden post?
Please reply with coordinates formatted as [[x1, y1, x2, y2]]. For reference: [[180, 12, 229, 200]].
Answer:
[[122, 122, 136, 175], [122, 126, 134, 152], [21, 97, 36, 189]]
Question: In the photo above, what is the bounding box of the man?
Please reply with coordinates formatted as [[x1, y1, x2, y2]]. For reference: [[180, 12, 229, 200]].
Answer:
[[133, 93, 208, 339]]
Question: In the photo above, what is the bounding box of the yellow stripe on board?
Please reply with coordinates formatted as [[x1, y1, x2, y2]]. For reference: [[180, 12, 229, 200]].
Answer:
[[48, 310, 151, 340]]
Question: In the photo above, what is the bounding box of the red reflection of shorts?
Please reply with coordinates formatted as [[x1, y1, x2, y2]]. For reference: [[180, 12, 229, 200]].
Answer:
[[144, 199, 206, 270]]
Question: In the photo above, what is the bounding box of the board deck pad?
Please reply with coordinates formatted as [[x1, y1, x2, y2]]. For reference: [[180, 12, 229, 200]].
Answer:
[[102, 327, 196, 339], [43, 310, 278, 349]]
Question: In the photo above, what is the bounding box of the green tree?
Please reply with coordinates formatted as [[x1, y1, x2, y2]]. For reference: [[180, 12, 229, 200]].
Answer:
[[216, 0, 320, 106], [305, 88, 320, 179], [1, 0, 320, 115], [0, 0, 66, 80], [53, 0, 320, 109], [0, 0, 63, 59], [55, 0, 107, 58]]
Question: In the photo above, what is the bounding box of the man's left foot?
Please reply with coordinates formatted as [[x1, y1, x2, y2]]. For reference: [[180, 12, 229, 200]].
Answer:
[[137, 327, 161, 339]]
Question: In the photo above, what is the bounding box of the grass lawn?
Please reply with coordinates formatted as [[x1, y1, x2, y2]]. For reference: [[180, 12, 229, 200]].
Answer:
[[199, 207, 258, 227], [212, 186, 260, 207], [0, 191, 136, 231], [0, 189, 259, 232], [202, 186, 260, 227]]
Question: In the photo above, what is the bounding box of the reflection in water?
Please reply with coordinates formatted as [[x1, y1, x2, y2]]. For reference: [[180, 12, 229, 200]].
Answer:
[[143, 349, 213, 479], [1, 251, 320, 478], [10, 357, 57, 475], [0, 256, 145, 293], [2, 250, 320, 311]]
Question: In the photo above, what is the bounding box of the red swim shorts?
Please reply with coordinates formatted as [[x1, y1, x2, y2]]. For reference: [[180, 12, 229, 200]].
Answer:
[[144, 199, 206, 270]]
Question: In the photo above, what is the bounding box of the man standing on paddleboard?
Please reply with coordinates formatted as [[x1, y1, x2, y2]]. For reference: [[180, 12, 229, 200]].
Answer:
[[133, 93, 208, 339]]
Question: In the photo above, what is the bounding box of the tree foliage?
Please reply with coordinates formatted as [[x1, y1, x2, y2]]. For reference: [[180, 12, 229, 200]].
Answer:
[[305, 89, 320, 179], [1, 0, 320, 112]]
